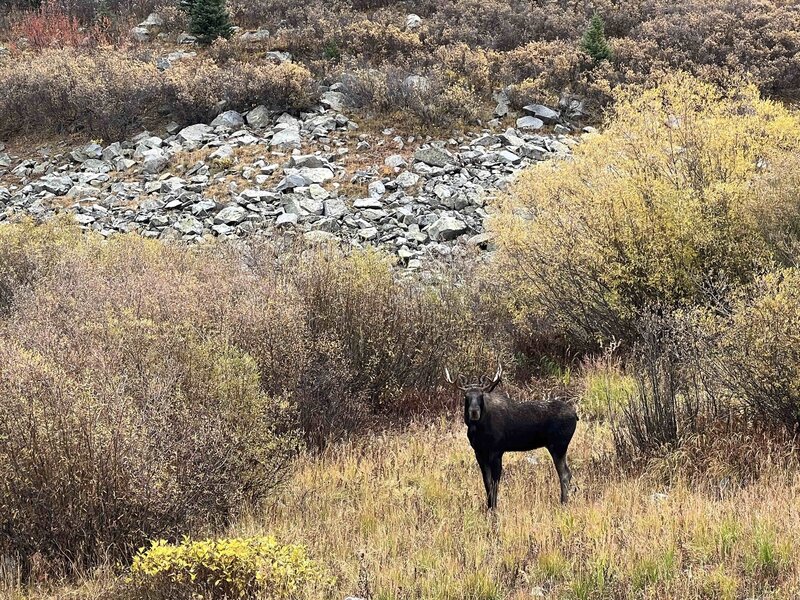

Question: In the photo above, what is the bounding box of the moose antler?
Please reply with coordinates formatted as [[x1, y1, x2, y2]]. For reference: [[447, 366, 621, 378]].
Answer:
[[444, 367, 470, 391], [481, 360, 503, 392]]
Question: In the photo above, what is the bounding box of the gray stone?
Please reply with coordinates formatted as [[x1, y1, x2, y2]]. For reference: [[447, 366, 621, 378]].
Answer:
[[368, 181, 385, 197], [240, 29, 270, 44], [39, 174, 73, 195], [211, 110, 245, 130], [288, 155, 328, 169], [271, 127, 301, 148], [276, 212, 298, 226], [178, 123, 213, 148], [385, 154, 408, 168], [523, 103, 560, 124], [174, 215, 203, 236], [414, 147, 455, 168], [427, 215, 468, 241], [395, 171, 420, 188], [354, 198, 382, 209], [516, 116, 544, 130], [246, 105, 272, 128], [320, 91, 349, 112], [140, 13, 164, 28], [215, 204, 247, 224], [209, 145, 235, 163], [130, 26, 149, 42], [265, 51, 292, 63], [324, 198, 349, 218], [405, 14, 422, 30], [71, 143, 103, 162], [142, 148, 168, 174]]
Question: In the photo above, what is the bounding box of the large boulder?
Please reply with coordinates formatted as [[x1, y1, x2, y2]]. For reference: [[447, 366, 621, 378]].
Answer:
[[211, 110, 245, 131], [522, 104, 560, 124], [414, 147, 455, 168], [246, 105, 272, 128], [427, 215, 468, 241]]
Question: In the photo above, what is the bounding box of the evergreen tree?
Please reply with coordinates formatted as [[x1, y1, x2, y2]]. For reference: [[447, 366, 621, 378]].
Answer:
[[581, 13, 613, 63], [179, 0, 195, 13], [189, 0, 233, 46]]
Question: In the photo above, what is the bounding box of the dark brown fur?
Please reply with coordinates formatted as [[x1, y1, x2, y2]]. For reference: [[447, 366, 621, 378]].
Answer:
[[463, 388, 578, 509]]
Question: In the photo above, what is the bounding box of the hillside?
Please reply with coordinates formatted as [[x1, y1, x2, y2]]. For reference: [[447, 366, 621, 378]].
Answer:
[[2, 2, 800, 600]]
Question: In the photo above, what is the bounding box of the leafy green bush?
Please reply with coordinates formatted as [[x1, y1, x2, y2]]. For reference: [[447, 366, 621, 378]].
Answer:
[[492, 73, 800, 349], [128, 536, 329, 599]]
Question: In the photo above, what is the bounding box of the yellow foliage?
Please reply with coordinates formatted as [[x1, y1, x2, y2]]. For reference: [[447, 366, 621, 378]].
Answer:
[[491, 73, 800, 346], [129, 536, 330, 599]]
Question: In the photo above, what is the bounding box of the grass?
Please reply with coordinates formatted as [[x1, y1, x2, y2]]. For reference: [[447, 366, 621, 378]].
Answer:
[[8, 401, 800, 599], [222, 418, 800, 599]]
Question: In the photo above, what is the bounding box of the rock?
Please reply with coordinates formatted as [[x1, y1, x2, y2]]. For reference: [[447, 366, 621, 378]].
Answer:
[[289, 155, 328, 169], [211, 110, 245, 130], [523, 103, 560, 124], [395, 171, 420, 188], [71, 143, 103, 162], [368, 181, 385, 197], [265, 51, 292, 63], [414, 147, 455, 168], [39, 174, 73, 195], [174, 215, 204, 236], [178, 123, 213, 148], [140, 13, 163, 28], [275, 212, 298, 226], [130, 26, 150, 42], [215, 204, 247, 224], [0, 153, 10, 168], [405, 14, 422, 30], [493, 89, 510, 117], [177, 33, 197, 45], [156, 50, 196, 70], [142, 148, 169, 174], [468, 232, 495, 248], [320, 91, 349, 112], [209, 145, 235, 164], [271, 127, 301, 148], [385, 154, 407, 168], [403, 75, 431, 94], [245, 105, 272, 128], [324, 198, 349, 218], [354, 198, 382, 209], [240, 29, 270, 44], [516, 116, 544, 130], [427, 215, 468, 241], [293, 167, 334, 184]]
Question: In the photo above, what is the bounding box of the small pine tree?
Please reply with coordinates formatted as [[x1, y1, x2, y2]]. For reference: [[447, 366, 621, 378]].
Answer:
[[189, 0, 233, 46], [581, 13, 613, 63], [179, 0, 195, 13]]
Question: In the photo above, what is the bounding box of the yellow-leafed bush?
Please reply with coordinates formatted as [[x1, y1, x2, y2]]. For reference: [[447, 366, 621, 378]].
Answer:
[[128, 537, 329, 599], [491, 72, 800, 348]]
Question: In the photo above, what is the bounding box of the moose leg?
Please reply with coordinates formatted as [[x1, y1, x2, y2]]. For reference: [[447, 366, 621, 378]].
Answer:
[[477, 454, 493, 510], [548, 447, 573, 504], [489, 454, 503, 510]]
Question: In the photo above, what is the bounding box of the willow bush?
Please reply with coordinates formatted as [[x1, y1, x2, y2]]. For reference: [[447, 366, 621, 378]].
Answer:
[[491, 73, 800, 350]]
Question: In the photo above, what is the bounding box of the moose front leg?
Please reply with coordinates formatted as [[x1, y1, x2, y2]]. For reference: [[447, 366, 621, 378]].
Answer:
[[476, 453, 493, 509]]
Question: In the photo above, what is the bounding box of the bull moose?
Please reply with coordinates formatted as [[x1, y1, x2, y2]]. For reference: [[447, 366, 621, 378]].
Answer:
[[446, 363, 578, 509]]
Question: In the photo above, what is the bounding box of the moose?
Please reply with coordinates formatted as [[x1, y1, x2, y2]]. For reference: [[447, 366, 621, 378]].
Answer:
[[446, 363, 578, 509]]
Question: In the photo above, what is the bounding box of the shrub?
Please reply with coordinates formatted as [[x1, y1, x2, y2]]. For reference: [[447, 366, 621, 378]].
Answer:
[[705, 268, 800, 431], [581, 13, 613, 63], [189, 0, 232, 46], [128, 537, 329, 599], [491, 73, 800, 349], [0, 49, 315, 139]]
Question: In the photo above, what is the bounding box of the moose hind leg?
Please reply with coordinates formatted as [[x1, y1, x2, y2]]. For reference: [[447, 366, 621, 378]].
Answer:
[[548, 447, 572, 504], [489, 455, 503, 510]]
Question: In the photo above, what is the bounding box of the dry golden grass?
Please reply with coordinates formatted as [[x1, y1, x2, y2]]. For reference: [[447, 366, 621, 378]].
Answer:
[[229, 419, 800, 600]]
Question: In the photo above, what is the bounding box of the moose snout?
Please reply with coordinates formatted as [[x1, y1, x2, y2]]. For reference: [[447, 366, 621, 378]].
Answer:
[[468, 408, 481, 421]]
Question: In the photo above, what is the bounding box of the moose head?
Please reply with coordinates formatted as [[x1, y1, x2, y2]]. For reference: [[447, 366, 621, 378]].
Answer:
[[445, 362, 503, 424]]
